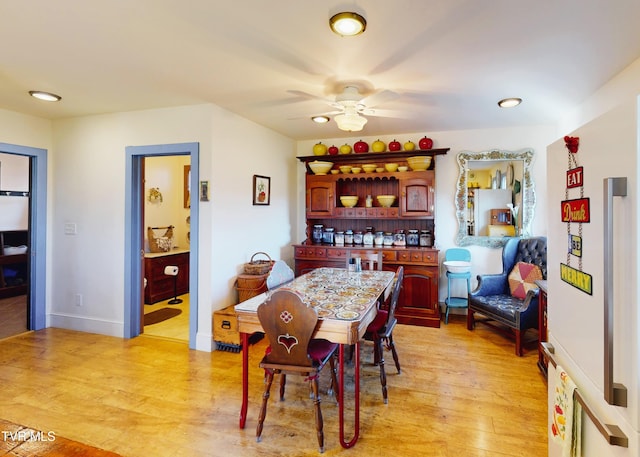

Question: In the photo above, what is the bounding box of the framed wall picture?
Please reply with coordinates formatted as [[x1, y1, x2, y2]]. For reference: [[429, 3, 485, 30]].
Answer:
[[200, 180, 209, 202], [253, 175, 270, 205]]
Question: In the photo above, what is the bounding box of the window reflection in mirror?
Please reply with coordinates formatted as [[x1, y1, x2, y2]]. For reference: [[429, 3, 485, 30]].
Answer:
[[455, 149, 535, 247]]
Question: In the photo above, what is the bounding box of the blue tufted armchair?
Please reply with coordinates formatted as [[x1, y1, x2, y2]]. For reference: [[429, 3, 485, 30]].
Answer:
[[467, 237, 547, 356]]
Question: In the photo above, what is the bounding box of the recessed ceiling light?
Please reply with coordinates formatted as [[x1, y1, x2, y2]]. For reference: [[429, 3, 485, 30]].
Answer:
[[29, 90, 62, 102], [498, 97, 522, 108], [329, 12, 366, 36], [311, 115, 330, 124]]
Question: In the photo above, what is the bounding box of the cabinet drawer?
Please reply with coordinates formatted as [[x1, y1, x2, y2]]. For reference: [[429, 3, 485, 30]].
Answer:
[[295, 246, 327, 258], [422, 251, 438, 265], [382, 251, 397, 262], [326, 249, 349, 260]]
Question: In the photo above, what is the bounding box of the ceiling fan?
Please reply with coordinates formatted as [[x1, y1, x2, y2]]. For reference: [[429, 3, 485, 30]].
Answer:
[[288, 85, 406, 131]]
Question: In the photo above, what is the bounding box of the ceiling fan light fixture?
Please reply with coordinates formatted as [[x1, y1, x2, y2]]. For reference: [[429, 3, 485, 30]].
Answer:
[[329, 12, 366, 36], [311, 115, 330, 124], [498, 97, 522, 108], [29, 90, 62, 102], [335, 113, 367, 132]]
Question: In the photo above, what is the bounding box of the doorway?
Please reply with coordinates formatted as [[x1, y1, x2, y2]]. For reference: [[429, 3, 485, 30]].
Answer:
[[0, 143, 47, 337], [142, 155, 190, 341], [124, 143, 199, 349]]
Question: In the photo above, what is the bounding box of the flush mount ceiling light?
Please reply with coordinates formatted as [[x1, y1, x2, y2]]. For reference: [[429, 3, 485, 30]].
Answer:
[[498, 97, 522, 108], [29, 90, 62, 102], [311, 115, 330, 124], [329, 12, 366, 36], [334, 112, 368, 132]]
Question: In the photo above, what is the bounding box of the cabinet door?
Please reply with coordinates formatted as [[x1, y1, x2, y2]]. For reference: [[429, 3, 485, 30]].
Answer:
[[395, 265, 440, 327], [306, 180, 335, 217], [400, 173, 434, 217]]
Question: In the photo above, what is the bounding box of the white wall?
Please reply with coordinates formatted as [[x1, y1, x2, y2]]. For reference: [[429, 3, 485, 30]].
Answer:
[[49, 104, 295, 350], [296, 124, 557, 300], [0, 152, 30, 231]]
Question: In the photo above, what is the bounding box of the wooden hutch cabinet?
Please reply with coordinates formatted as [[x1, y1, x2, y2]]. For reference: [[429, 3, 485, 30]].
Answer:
[[295, 148, 448, 328]]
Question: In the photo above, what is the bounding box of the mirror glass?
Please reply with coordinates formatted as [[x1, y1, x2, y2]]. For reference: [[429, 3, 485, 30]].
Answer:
[[455, 148, 535, 247]]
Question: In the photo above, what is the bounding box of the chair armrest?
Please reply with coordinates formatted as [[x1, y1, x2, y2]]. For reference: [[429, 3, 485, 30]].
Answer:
[[470, 273, 509, 296], [519, 288, 540, 310]]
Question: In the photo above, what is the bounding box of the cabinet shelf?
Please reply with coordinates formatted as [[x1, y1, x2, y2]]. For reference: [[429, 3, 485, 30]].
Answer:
[[0, 230, 29, 299]]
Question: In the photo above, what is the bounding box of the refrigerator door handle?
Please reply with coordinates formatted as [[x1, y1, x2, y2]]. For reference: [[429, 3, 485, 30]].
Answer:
[[603, 177, 628, 407]]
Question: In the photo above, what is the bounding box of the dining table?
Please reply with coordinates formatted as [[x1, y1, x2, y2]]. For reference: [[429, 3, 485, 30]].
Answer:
[[235, 267, 395, 449]]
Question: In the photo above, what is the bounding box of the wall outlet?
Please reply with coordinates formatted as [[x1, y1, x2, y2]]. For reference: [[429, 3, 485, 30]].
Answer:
[[75, 294, 83, 306]]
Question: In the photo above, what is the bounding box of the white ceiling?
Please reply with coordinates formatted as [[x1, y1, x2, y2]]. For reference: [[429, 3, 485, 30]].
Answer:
[[1, 1, 639, 141]]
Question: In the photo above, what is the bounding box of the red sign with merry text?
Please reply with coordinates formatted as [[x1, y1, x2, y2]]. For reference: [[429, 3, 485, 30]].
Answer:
[[561, 198, 590, 223]]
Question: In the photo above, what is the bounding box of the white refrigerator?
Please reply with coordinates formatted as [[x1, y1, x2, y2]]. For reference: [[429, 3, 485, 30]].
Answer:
[[546, 98, 639, 456]]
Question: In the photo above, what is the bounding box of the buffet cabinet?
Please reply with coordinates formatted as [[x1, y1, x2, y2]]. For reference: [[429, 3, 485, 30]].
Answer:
[[294, 245, 440, 327], [296, 148, 448, 328], [0, 230, 29, 299], [144, 250, 189, 304]]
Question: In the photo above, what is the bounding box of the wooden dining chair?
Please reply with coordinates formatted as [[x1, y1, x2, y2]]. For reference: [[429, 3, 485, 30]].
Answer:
[[256, 289, 339, 453], [346, 250, 383, 270], [363, 266, 403, 403]]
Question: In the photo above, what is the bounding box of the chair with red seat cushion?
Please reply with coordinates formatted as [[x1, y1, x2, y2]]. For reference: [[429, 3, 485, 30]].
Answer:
[[363, 266, 403, 404], [256, 289, 339, 453]]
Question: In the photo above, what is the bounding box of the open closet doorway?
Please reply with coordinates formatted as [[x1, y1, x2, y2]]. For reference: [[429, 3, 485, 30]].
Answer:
[[124, 142, 199, 349], [142, 155, 191, 341], [0, 153, 30, 339], [0, 143, 47, 340]]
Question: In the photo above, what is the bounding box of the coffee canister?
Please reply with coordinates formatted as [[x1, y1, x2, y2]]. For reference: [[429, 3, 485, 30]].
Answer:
[[420, 230, 432, 247], [322, 227, 335, 244], [312, 224, 324, 243], [407, 229, 419, 246], [345, 229, 354, 244]]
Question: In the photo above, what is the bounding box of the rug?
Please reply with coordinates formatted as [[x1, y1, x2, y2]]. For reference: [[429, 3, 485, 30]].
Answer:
[[0, 418, 122, 456], [144, 307, 182, 326]]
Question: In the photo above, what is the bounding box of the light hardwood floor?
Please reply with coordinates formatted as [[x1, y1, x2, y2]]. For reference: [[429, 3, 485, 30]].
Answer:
[[0, 294, 28, 339], [143, 293, 189, 341], [0, 315, 548, 457]]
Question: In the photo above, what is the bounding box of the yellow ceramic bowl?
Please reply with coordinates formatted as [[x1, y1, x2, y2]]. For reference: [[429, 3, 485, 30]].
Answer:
[[384, 163, 399, 172], [398, 166, 408, 172], [407, 156, 432, 171], [330, 169, 340, 174], [376, 167, 385, 173], [308, 161, 334, 175], [362, 164, 377, 173], [339, 165, 352, 174], [377, 195, 396, 208], [351, 167, 362, 174], [340, 196, 358, 208]]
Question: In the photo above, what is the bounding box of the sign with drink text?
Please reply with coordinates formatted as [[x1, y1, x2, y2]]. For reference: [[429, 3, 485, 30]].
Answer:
[[561, 198, 590, 223]]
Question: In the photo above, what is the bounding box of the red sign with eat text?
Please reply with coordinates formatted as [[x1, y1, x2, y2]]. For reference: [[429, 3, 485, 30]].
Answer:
[[561, 198, 590, 222], [566, 167, 583, 188]]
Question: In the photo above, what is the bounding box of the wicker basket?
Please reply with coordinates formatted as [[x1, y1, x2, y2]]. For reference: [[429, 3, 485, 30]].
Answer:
[[243, 251, 274, 275], [148, 226, 174, 253], [235, 273, 269, 303]]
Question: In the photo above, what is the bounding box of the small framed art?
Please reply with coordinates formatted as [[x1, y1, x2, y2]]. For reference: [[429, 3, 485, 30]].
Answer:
[[253, 175, 270, 205]]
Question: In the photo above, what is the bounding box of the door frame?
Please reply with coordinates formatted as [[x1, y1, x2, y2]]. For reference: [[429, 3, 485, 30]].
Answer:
[[0, 142, 47, 330], [124, 142, 199, 348]]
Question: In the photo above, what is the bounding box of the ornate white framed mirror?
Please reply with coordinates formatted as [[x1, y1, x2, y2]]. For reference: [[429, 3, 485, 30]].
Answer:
[[455, 148, 536, 247]]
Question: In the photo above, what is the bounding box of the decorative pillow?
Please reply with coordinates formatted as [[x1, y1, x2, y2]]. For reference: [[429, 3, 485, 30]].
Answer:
[[508, 262, 543, 299]]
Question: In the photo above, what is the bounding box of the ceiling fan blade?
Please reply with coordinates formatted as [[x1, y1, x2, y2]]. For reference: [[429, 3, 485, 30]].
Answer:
[[287, 110, 343, 120], [359, 108, 413, 119], [286, 90, 337, 107], [358, 90, 400, 108]]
